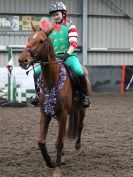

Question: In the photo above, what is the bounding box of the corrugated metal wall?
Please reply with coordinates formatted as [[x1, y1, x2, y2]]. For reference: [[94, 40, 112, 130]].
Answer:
[[0, 0, 133, 66], [0, 0, 83, 66], [88, 0, 133, 65], [89, 18, 133, 48], [89, 52, 133, 65], [0, 0, 82, 14]]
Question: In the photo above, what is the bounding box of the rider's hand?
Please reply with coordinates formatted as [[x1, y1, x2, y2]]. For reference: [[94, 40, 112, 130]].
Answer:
[[62, 52, 70, 62]]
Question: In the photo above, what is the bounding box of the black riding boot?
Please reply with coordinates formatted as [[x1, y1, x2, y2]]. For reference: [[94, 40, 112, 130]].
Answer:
[[78, 75, 91, 108], [30, 95, 38, 106]]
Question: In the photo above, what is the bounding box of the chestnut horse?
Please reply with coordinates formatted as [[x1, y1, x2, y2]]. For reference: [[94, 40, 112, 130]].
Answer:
[[18, 24, 91, 176]]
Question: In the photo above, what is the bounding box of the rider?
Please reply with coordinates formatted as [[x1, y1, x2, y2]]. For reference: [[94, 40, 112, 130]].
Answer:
[[30, 1, 90, 108]]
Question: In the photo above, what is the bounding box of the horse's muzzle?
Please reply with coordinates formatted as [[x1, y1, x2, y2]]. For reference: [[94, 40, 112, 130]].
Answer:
[[19, 59, 30, 70]]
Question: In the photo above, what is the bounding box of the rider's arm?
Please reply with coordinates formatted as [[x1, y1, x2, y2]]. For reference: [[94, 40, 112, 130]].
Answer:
[[67, 24, 78, 55], [67, 46, 75, 55]]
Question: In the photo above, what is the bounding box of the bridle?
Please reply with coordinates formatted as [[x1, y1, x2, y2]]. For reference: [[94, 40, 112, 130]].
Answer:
[[23, 30, 63, 75], [24, 30, 62, 65], [25, 36, 48, 63]]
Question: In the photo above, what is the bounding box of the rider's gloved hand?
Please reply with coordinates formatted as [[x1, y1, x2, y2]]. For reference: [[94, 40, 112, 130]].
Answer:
[[62, 52, 70, 62]]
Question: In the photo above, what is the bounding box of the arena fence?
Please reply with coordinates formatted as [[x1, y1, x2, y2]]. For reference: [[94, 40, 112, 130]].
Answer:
[[0, 83, 35, 106], [0, 45, 32, 107], [0, 45, 133, 106]]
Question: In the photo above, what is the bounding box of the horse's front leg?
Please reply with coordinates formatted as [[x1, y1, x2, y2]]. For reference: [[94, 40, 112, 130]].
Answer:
[[53, 112, 67, 175], [38, 114, 54, 168]]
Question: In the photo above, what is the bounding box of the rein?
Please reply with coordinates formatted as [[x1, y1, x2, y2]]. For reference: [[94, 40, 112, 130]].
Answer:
[[26, 60, 63, 76], [36, 60, 63, 65]]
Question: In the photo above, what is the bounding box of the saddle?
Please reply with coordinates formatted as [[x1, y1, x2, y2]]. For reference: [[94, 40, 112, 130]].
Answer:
[[64, 64, 83, 99], [64, 63, 92, 97]]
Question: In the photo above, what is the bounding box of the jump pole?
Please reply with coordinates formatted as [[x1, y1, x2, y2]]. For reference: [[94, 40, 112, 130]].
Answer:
[[1, 46, 27, 107]]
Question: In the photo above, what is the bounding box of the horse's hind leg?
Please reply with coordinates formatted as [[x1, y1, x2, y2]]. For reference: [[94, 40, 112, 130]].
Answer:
[[75, 109, 85, 150], [38, 115, 54, 168]]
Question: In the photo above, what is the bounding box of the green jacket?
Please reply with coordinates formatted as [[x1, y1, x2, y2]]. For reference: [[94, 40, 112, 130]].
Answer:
[[49, 21, 77, 59]]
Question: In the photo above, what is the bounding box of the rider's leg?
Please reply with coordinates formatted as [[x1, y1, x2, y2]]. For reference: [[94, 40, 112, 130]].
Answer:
[[65, 55, 91, 108], [30, 65, 41, 106], [77, 74, 91, 107]]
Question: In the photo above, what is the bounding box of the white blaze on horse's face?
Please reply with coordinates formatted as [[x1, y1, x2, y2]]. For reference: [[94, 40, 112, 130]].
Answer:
[[33, 32, 38, 39]]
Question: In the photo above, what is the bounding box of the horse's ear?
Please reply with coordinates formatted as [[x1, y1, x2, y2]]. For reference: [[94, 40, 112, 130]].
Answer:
[[45, 24, 56, 35], [31, 22, 38, 32], [45, 28, 53, 36]]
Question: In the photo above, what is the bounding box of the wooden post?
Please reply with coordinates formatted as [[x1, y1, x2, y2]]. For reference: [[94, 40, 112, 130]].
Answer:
[[120, 65, 126, 93]]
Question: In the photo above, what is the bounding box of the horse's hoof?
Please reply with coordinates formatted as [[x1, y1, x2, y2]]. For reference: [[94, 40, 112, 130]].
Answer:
[[61, 156, 65, 165], [52, 167, 62, 177], [47, 162, 55, 168], [52, 174, 61, 177], [72, 148, 81, 156], [75, 148, 81, 155]]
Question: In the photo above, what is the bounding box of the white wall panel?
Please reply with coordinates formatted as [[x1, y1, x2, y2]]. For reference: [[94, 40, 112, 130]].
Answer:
[[88, 52, 133, 65]]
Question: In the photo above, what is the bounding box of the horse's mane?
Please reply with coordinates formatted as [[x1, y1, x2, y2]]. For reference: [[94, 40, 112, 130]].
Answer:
[[47, 37, 56, 59], [43, 26, 57, 59]]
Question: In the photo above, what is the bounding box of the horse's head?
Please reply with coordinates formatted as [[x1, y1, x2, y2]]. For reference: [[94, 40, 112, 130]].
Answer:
[[18, 23, 54, 70]]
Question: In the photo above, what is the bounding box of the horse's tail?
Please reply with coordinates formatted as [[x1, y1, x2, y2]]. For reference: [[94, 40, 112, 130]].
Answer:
[[67, 101, 78, 139]]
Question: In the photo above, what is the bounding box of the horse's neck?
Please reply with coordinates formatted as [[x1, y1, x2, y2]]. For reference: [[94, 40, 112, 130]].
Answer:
[[41, 39, 60, 89], [41, 56, 59, 89]]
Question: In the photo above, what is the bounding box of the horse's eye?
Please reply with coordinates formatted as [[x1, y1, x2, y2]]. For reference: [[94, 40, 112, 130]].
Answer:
[[40, 40, 44, 43]]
